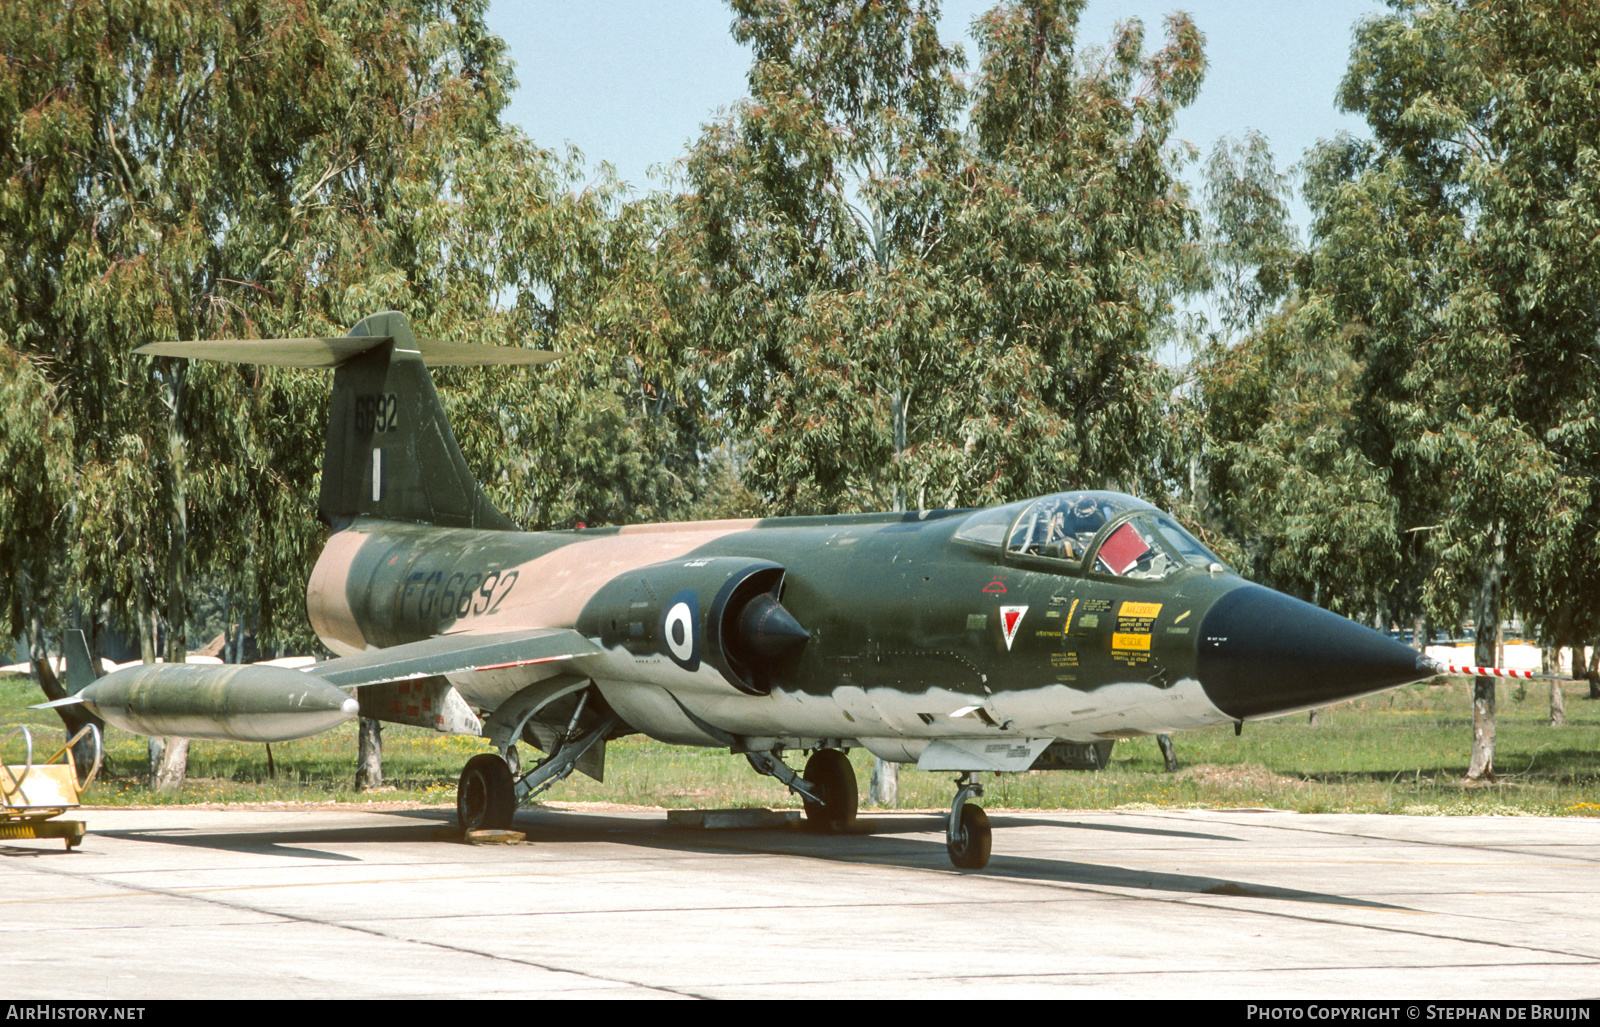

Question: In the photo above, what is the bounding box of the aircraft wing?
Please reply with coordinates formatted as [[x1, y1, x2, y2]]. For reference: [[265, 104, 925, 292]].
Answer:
[[309, 628, 605, 691]]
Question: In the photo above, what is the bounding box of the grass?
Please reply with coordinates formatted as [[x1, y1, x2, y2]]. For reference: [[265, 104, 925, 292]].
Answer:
[[3, 673, 1597, 815]]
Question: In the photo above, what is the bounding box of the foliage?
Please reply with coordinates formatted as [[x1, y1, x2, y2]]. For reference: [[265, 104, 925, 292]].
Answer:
[[0, 349, 74, 642], [1302, 0, 1600, 645], [0, 1, 706, 674], [1192, 0, 1600, 647], [667, 0, 1205, 515], [1195, 299, 1401, 615], [1195, 130, 1300, 339]]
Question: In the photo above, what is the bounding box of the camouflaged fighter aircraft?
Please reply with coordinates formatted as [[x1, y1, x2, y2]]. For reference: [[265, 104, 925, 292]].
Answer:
[[51, 311, 1445, 869]]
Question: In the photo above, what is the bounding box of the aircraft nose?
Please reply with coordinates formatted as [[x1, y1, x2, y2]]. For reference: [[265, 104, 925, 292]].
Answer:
[[1195, 584, 1435, 720]]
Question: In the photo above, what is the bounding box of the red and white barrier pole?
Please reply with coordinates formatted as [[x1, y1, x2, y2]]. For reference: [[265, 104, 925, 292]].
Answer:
[[1421, 658, 1575, 681], [1437, 664, 1535, 679]]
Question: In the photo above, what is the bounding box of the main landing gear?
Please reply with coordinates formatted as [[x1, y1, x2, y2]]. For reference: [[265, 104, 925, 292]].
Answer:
[[456, 684, 620, 835], [946, 772, 992, 870], [457, 753, 515, 832], [744, 747, 858, 830], [800, 748, 858, 830]]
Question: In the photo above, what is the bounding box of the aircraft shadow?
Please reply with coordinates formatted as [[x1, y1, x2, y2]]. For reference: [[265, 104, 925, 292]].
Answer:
[[87, 823, 443, 862], [506, 807, 1410, 912], [78, 807, 1411, 912]]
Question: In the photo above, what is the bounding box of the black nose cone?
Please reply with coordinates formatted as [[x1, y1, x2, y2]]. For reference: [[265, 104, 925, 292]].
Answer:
[[1196, 585, 1433, 720]]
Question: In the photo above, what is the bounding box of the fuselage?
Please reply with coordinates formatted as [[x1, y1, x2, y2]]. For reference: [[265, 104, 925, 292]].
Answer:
[[307, 491, 1433, 762]]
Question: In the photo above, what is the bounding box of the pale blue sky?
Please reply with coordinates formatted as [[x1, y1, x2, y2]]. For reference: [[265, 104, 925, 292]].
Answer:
[[486, 1, 1390, 234]]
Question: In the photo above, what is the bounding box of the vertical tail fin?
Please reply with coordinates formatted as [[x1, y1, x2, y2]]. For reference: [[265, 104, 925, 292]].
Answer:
[[136, 311, 556, 532], [62, 629, 100, 695], [318, 312, 518, 530]]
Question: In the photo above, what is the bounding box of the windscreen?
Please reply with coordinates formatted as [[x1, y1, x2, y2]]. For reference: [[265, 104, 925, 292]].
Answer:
[[1089, 512, 1225, 580]]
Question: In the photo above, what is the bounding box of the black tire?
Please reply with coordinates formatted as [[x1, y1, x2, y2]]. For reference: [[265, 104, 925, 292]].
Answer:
[[457, 753, 516, 832], [801, 748, 858, 830], [947, 804, 991, 870]]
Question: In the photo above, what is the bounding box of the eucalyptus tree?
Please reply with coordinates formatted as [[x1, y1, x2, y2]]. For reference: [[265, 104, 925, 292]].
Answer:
[[915, 0, 1205, 511], [1184, 129, 1415, 619], [0, 347, 98, 762], [664, 0, 1205, 802], [668, 0, 966, 516], [1291, 0, 1600, 777], [673, 0, 1205, 516], [1196, 131, 1300, 342], [0, 0, 533, 784]]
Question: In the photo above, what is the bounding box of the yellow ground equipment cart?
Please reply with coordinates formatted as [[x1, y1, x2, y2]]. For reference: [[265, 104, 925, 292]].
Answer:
[[1, 725, 102, 850]]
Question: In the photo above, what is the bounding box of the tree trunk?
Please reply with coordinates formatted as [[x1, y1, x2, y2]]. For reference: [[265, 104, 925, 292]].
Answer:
[[1542, 646, 1566, 727], [156, 367, 190, 792], [146, 737, 165, 784], [153, 738, 189, 792], [136, 586, 155, 664], [1465, 539, 1502, 782], [872, 388, 904, 811], [355, 718, 383, 790]]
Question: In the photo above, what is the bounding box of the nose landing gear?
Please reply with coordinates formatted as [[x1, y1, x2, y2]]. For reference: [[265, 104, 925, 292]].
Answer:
[[946, 772, 991, 870]]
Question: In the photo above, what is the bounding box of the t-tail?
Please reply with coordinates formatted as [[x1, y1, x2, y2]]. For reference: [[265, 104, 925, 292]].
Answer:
[[137, 311, 554, 531]]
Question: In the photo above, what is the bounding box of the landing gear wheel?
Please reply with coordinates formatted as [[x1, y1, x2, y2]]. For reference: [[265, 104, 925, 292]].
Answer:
[[457, 753, 516, 833], [801, 749, 858, 830], [947, 803, 991, 870]]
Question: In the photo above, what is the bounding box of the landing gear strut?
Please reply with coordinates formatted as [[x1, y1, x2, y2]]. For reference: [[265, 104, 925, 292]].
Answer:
[[946, 772, 991, 870], [744, 747, 857, 829], [457, 683, 621, 836]]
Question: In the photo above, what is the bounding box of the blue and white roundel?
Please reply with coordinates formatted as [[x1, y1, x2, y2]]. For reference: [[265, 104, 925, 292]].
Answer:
[[661, 590, 700, 671]]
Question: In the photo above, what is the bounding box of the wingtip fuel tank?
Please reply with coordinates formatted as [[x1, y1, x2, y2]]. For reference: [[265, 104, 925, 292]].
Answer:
[[78, 663, 359, 744]]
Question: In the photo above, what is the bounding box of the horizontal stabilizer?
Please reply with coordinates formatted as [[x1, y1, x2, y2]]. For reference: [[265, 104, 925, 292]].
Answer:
[[409, 339, 560, 366], [135, 336, 558, 368], [310, 628, 605, 690]]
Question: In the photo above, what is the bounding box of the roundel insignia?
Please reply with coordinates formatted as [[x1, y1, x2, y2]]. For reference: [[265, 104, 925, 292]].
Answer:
[[661, 590, 700, 671]]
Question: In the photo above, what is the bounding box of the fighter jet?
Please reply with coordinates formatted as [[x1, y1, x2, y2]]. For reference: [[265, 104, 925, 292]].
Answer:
[[46, 311, 1448, 869]]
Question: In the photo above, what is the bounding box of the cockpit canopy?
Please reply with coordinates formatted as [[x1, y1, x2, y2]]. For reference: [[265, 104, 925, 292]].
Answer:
[[954, 491, 1225, 580]]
